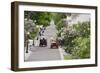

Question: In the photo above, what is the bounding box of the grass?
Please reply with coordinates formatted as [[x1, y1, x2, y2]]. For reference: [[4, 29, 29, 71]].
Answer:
[[64, 54, 73, 60]]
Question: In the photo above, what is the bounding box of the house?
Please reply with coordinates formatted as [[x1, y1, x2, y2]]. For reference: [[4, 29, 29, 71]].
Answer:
[[66, 13, 90, 26]]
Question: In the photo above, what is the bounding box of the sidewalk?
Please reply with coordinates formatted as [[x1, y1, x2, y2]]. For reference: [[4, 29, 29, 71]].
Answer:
[[24, 47, 32, 61], [58, 47, 65, 60]]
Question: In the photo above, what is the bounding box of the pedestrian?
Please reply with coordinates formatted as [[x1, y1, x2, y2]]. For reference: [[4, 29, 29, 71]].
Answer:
[[39, 31, 41, 36], [34, 37, 39, 47], [28, 40, 33, 50]]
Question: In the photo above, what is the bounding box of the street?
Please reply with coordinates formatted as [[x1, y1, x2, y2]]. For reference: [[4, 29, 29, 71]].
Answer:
[[25, 20, 63, 61]]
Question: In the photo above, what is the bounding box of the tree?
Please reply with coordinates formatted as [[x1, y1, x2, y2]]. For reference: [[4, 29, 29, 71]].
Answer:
[[25, 11, 52, 27], [71, 22, 90, 59], [63, 22, 90, 59], [52, 13, 66, 30]]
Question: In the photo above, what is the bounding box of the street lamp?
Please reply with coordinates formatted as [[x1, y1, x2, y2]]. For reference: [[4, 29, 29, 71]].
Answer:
[[34, 20, 36, 23], [26, 32, 30, 53]]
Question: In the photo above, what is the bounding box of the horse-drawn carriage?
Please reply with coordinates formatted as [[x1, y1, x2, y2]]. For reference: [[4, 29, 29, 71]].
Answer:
[[39, 38, 47, 47], [50, 37, 59, 49], [39, 35, 47, 47]]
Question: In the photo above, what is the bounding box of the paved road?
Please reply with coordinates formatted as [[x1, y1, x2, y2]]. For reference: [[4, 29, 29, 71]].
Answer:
[[25, 46, 61, 61], [44, 19, 58, 48], [25, 20, 62, 61]]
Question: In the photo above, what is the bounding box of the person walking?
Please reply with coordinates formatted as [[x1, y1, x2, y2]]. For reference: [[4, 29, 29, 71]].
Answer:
[[34, 37, 39, 47]]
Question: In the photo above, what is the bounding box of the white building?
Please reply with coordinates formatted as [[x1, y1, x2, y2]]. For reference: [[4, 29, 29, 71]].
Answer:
[[65, 13, 90, 26]]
